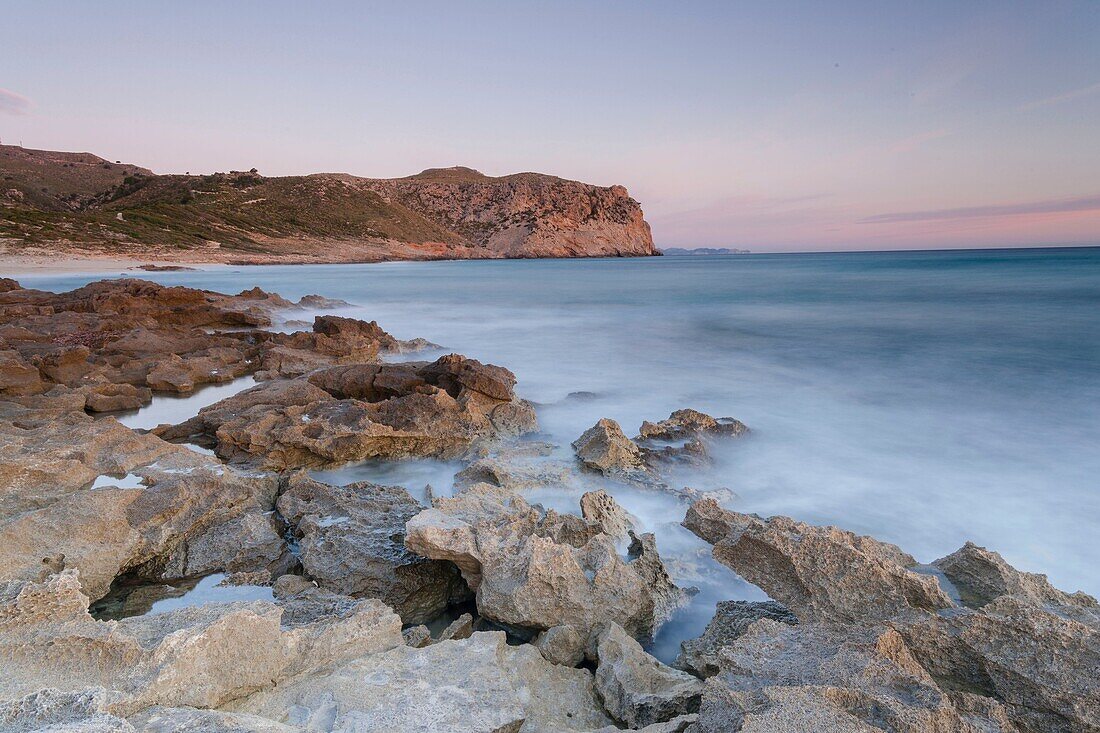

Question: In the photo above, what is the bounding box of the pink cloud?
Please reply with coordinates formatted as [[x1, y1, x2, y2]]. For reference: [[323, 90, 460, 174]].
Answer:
[[0, 88, 32, 116], [860, 194, 1100, 224]]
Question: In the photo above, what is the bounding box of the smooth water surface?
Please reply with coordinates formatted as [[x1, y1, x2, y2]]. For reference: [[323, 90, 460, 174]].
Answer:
[[22, 248, 1100, 651]]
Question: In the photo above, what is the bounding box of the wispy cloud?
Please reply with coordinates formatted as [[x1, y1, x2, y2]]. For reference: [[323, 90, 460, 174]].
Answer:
[[0, 88, 32, 116], [860, 195, 1100, 224], [885, 129, 951, 155], [1017, 81, 1100, 112]]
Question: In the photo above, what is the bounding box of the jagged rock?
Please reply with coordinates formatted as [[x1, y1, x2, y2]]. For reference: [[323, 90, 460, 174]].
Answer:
[[683, 499, 954, 623], [638, 408, 749, 442], [402, 625, 432, 648], [277, 474, 467, 623], [1, 563, 404, 708], [534, 624, 586, 667], [159, 510, 292, 581], [0, 688, 134, 733], [0, 570, 404, 711], [81, 383, 152, 413], [594, 623, 704, 728], [899, 595, 1099, 733], [0, 404, 278, 599], [694, 619, 1018, 733], [933, 541, 1100, 623], [589, 714, 699, 733], [224, 631, 614, 732], [675, 600, 798, 678], [580, 489, 637, 540], [405, 483, 687, 637], [439, 612, 474, 641], [160, 355, 537, 468], [572, 418, 646, 476], [0, 349, 44, 395]]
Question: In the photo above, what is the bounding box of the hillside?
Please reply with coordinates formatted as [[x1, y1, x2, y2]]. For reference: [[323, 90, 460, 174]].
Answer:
[[0, 147, 657, 263]]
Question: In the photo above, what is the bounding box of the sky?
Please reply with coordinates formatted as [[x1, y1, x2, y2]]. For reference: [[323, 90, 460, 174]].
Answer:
[[2, 1, 1099, 251]]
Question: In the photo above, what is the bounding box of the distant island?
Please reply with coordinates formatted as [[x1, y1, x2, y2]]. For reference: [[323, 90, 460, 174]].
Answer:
[[660, 247, 750, 256], [0, 145, 657, 266]]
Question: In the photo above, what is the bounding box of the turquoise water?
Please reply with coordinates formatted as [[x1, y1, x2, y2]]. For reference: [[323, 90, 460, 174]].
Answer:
[[21, 248, 1100, 638]]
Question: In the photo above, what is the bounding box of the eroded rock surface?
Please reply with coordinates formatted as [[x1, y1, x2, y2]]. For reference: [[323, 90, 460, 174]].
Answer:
[[277, 474, 467, 623], [594, 622, 704, 728], [675, 600, 797, 678], [405, 483, 688, 637], [683, 499, 954, 623], [161, 355, 537, 468]]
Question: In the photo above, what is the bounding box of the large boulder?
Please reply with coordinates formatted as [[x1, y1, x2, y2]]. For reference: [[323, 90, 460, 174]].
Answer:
[[594, 623, 704, 728], [405, 483, 687, 637], [0, 570, 404, 711], [223, 631, 614, 732], [572, 418, 646, 477], [277, 474, 467, 623], [158, 354, 537, 468], [683, 499, 954, 623], [694, 620, 1017, 733], [0, 403, 278, 600]]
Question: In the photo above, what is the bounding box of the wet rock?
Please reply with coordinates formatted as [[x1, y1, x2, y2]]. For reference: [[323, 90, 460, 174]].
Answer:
[[277, 474, 467, 623], [638, 408, 749, 442], [683, 499, 954, 623], [933, 541, 1100, 623], [159, 510, 293, 581], [418, 352, 517, 401], [572, 418, 646, 477], [81, 383, 152, 413], [594, 622, 704, 728], [405, 483, 688, 637], [224, 630, 614, 732], [534, 624, 586, 667], [675, 600, 798, 678], [161, 354, 537, 468], [439, 612, 474, 641]]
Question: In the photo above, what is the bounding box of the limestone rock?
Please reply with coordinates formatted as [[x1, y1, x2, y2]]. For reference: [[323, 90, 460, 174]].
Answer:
[[933, 541, 1100, 623], [683, 499, 954, 623], [0, 570, 404, 712], [580, 489, 637, 540], [277, 474, 467, 623], [534, 624, 586, 667], [161, 354, 537, 468], [405, 483, 688, 637], [0, 405, 278, 599], [573, 418, 645, 476], [224, 631, 614, 732], [594, 622, 704, 728], [675, 600, 797, 678], [695, 619, 1018, 733]]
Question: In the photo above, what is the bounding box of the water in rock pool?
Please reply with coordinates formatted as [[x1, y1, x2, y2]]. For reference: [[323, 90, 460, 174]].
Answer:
[[25, 247, 1100, 661]]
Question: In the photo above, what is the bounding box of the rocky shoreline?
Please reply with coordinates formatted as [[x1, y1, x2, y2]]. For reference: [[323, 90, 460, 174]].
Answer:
[[1, 278, 1095, 732]]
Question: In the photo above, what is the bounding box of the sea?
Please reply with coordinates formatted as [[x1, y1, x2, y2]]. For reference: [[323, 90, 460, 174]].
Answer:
[[20, 246, 1100, 661]]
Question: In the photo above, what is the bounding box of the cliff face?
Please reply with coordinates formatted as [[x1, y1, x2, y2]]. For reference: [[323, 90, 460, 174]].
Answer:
[[362, 168, 655, 258], [0, 147, 657, 262]]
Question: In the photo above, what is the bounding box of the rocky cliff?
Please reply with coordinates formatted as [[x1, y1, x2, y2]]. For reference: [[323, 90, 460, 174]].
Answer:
[[0, 146, 657, 263]]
